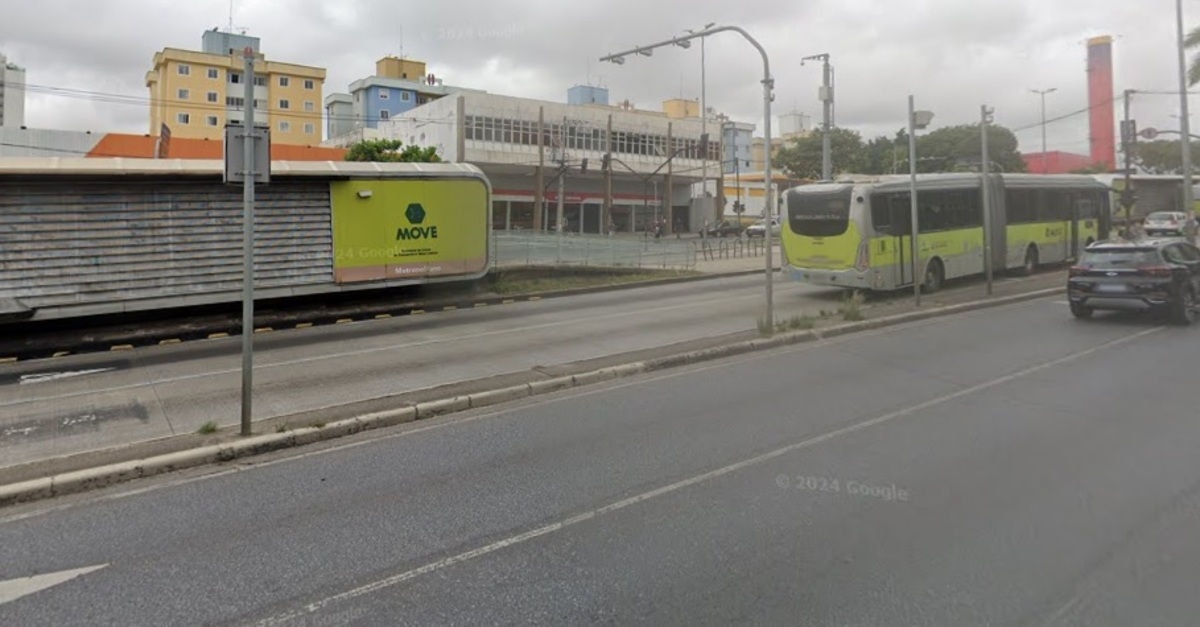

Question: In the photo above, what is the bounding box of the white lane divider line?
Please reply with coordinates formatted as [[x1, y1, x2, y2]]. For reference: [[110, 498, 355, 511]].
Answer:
[[255, 326, 1161, 625], [0, 564, 108, 606], [18, 368, 115, 385]]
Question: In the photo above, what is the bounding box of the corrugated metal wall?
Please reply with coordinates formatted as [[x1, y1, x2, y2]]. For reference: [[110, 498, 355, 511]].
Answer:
[[0, 177, 332, 313]]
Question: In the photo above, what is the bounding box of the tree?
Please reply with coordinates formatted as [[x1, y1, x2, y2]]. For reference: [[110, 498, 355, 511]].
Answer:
[[344, 138, 441, 162], [859, 132, 908, 175], [1134, 138, 1200, 174], [1186, 26, 1200, 86], [774, 127, 865, 180], [903, 124, 1027, 173]]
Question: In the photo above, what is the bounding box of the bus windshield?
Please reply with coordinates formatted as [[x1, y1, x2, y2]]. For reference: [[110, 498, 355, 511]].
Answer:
[[787, 186, 852, 237]]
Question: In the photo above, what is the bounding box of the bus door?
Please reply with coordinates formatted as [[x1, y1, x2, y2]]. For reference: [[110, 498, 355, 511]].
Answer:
[[889, 194, 912, 287]]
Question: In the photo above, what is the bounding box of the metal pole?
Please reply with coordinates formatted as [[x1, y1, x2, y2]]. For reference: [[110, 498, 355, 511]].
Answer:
[[1123, 90, 1133, 230], [535, 106, 544, 231], [1177, 0, 1196, 243], [909, 95, 921, 307], [240, 48, 256, 436], [700, 37, 707, 209], [981, 105, 994, 296], [763, 62, 774, 331], [557, 165, 565, 263], [822, 56, 832, 181], [605, 113, 613, 235], [666, 121, 673, 236], [1040, 92, 1047, 173]]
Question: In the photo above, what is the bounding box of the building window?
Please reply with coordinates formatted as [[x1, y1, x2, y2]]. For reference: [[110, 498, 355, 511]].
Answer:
[[226, 96, 244, 107], [177, 88, 189, 100], [279, 76, 290, 87], [379, 89, 390, 100], [379, 109, 390, 121], [207, 68, 219, 80], [254, 76, 267, 87], [279, 99, 290, 110], [230, 72, 241, 84], [206, 115, 219, 126], [177, 64, 190, 76], [304, 123, 315, 135], [304, 101, 315, 112], [304, 79, 315, 90], [177, 112, 190, 124], [207, 91, 218, 103], [280, 121, 291, 132], [401, 91, 411, 101]]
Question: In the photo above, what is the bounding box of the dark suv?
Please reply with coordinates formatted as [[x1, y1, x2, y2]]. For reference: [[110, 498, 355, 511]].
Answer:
[[1067, 239, 1200, 324]]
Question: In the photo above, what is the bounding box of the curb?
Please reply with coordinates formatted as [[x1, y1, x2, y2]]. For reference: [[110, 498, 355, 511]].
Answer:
[[0, 285, 1059, 508]]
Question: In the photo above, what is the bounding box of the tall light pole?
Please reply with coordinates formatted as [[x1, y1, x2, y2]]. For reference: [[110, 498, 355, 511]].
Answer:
[[1176, 0, 1195, 242], [908, 96, 934, 306], [679, 23, 716, 211], [603, 24, 776, 329], [980, 105, 995, 296], [1031, 88, 1057, 173]]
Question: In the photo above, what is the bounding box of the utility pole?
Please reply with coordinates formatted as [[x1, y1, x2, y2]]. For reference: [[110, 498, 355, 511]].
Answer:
[[239, 47, 256, 436], [981, 105, 994, 296], [1121, 89, 1135, 230], [802, 53, 833, 180], [605, 113, 613, 235], [535, 106, 544, 231], [1031, 88, 1056, 173], [665, 121, 673, 235], [1176, 0, 1196, 244], [717, 119, 727, 222], [556, 117, 566, 261]]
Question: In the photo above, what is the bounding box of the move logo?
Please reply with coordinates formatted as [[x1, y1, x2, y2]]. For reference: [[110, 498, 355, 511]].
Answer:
[[396, 202, 438, 240]]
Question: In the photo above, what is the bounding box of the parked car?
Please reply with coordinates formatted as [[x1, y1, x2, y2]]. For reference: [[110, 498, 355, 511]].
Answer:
[[700, 219, 744, 238], [1067, 238, 1200, 324], [1142, 211, 1195, 237], [745, 217, 781, 238]]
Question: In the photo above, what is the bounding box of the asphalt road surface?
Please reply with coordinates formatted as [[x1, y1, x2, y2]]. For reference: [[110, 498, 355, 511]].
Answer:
[[0, 274, 829, 466], [3, 297, 1199, 625]]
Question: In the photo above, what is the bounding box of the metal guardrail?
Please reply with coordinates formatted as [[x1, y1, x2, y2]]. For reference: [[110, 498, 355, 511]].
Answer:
[[492, 231, 697, 270]]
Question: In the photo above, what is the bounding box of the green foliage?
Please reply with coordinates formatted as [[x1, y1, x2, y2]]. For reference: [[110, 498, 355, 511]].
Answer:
[[776, 124, 1027, 177], [344, 138, 442, 162], [197, 421, 218, 435], [775, 127, 866, 180], [1186, 26, 1200, 86], [1134, 139, 1200, 174], [839, 291, 865, 321]]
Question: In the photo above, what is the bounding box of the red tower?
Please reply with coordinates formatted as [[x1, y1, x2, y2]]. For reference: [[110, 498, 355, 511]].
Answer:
[[1087, 36, 1115, 170]]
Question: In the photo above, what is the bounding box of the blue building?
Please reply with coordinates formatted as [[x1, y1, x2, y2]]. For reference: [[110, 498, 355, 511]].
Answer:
[[324, 56, 476, 139]]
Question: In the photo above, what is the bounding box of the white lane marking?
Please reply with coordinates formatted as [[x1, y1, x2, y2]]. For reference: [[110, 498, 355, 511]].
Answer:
[[1, 285, 812, 409], [0, 564, 108, 606], [255, 325, 1161, 625], [18, 368, 115, 385]]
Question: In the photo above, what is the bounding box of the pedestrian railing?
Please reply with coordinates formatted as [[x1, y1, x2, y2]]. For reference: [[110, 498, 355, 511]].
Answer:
[[492, 231, 697, 270]]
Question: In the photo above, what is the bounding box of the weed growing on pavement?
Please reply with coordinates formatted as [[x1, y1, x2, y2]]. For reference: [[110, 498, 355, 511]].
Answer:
[[840, 291, 865, 321], [196, 421, 218, 435], [757, 316, 773, 337], [776, 315, 816, 332], [275, 423, 289, 433], [310, 421, 326, 429]]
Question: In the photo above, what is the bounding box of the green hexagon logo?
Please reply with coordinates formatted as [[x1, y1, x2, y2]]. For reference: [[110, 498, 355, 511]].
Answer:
[[405, 203, 426, 224]]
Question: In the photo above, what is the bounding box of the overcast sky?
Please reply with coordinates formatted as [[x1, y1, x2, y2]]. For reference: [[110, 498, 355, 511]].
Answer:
[[2, 0, 1196, 156]]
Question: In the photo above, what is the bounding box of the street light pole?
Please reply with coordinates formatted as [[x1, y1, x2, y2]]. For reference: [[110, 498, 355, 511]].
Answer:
[[1176, 0, 1195, 243], [1031, 88, 1056, 173], [981, 105, 995, 296], [602, 24, 775, 329], [908, 96, 934, 307]]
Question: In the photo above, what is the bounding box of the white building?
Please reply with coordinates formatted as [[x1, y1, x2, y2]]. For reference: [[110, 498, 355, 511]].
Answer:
[[0, 53, 26, 129], [331, 89, 723, 234]]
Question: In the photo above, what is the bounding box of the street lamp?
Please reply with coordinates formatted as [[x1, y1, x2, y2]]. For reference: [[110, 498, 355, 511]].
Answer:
[[908, 96, 934, 306], [677, 23, 716, 218], [1030, 88, 1057, 173], [602, 24, 777, 329]]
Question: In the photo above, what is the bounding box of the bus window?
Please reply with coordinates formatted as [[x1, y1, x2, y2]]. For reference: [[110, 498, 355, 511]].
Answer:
[[870, 194, 892, 233], [1006, 189, 1035, 223], [787, 186, 853, 237]]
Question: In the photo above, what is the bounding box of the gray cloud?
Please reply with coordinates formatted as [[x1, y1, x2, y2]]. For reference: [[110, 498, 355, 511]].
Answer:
[[0, 0, 1195, 158]]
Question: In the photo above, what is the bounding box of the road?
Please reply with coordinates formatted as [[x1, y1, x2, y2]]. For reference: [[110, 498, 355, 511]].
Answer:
[[2, 296, 1199, 625], [0, 273, 830, 468]]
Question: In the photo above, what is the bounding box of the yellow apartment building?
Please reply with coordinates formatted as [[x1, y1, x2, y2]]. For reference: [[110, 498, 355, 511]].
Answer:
[[145, 29, 325, 144]]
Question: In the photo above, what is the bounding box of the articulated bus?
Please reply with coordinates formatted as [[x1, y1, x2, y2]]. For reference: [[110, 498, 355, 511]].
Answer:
[[782, 173, 1112, 292]]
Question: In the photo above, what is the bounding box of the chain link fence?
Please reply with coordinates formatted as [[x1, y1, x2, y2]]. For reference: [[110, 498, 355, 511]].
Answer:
[[491, 231, 697, 270]]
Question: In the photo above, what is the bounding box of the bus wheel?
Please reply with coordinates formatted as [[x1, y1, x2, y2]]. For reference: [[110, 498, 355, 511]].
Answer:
[[921, 258, 944, 293], [1021, 246, 1039, 276]]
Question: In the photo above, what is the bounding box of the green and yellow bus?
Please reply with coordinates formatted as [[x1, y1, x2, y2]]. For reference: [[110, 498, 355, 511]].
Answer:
[[782, 173, 1111, 292]]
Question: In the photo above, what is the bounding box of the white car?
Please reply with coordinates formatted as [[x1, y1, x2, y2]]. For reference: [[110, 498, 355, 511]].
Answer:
[[745, 217, 781, 238], [1142, 211, 1195, 237]]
